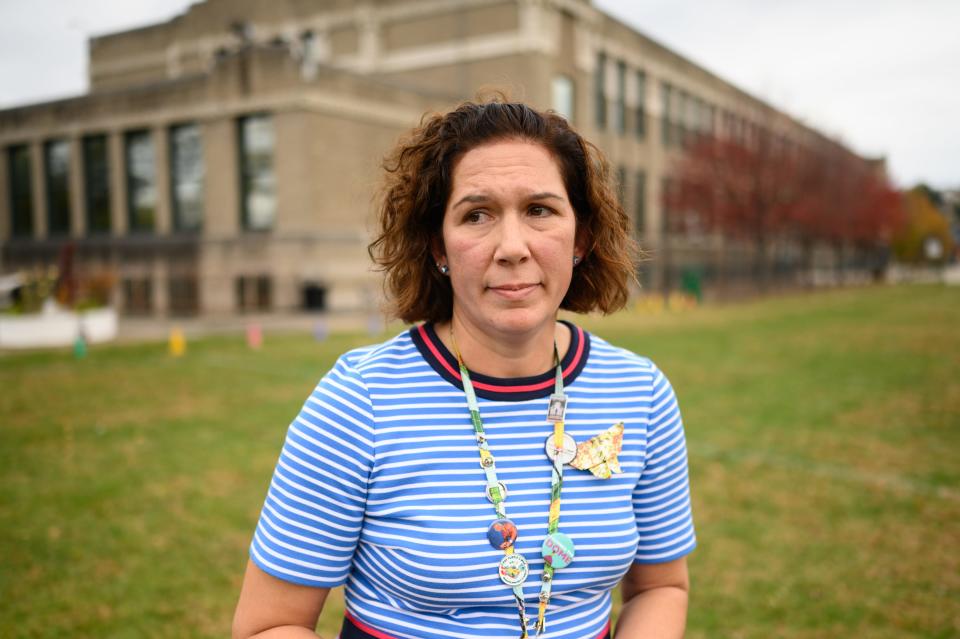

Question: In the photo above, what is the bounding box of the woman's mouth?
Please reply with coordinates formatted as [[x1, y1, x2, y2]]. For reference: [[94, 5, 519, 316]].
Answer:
[[488, 283, 540, 299]]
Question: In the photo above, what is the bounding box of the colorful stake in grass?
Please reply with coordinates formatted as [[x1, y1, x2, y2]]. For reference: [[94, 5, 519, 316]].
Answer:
[[169, 326, 186, 357], [313, 319, 328, 342], [246, 323, 263, 350], [72, 332, 87, 360]]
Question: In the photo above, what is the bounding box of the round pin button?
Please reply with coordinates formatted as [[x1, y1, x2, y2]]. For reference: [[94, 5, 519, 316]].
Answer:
[[544, 433, 577, 465], [486, 518, 518, 549], [541, 532, 576, 570], [498, 553, 529, 586], [485, 481, 509, 504]]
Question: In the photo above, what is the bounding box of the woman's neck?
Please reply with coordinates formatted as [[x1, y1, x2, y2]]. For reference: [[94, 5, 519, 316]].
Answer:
[[435, 314, 572, 379]]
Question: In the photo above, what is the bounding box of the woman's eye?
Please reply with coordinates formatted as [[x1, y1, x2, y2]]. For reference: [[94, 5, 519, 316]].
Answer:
[[529, 205, 552, 217], [465, 210, 488, 224]]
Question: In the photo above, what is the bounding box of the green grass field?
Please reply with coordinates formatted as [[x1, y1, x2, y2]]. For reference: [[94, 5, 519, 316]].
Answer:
[[1, 284, 957, 638]]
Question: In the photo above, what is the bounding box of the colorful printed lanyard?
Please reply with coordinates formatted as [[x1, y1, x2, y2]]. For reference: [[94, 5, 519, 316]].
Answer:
[[452, 334, 577, 638]]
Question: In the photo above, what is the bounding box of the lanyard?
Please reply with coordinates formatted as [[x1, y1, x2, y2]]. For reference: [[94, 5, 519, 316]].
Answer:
[[452, 332, 572, 638], [537, 361, 567, 634]]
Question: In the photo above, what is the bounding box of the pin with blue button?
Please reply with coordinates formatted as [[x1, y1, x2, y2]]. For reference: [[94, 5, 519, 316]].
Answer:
[[487, 518, 518, 550]]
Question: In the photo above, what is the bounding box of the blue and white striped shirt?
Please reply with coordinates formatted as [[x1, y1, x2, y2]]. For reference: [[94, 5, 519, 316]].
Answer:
[[250, 322, 695, 639]]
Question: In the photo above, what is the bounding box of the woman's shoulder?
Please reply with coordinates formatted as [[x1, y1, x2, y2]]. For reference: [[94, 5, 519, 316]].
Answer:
[[326, 327, 422, 378], [302, 329, 422, 421], [582, 328, 664, 375]]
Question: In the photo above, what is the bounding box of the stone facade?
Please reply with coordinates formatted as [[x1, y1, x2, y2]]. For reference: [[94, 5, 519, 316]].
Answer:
[[0, 0, 862, 316]]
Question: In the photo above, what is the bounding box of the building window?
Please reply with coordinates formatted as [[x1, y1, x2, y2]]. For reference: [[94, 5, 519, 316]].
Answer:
[[661, 82, 672, 147], [635, 170, 646, 235], [83, 135, 111, 234], [616, 165, 627, 207], [122, 277, 153, 315], [662, 177, 679, 234], [44, 139, 71, 236], [594, 53, 607, 130], [238, 114, 276, 231], [551, 75, 575, 122], [689, 97, 703, 139], [734, 117, 745, 145], [7, 145, 34, 237], [168, 275, 199, 316], [125, 130, 156, 233], [614, 60, 626, 134], [635, 70, 646, 139], [676, 90, 687, 146], [169, 124, 204, 232], [236, 274, 272, 311], [300, 29, 321, 79]]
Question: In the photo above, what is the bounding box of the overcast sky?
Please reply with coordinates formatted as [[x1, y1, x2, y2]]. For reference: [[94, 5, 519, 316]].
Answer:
[[1, 0, 957, 189]]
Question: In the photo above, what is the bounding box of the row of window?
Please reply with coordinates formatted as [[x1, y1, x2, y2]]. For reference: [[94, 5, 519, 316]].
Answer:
[[593, 52, 780, 152], [594, 53, 647, 139], [123, 275, 201, 316], [5, 114, 276, 239], [120, 275, 334, 315], [661, 81, 793, 153], [123, 274, 273, 315], [660, 81, 715, 148]]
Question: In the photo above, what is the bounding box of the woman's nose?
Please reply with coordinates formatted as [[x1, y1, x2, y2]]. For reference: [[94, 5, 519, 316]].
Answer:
[[493, 213, 531, 264]]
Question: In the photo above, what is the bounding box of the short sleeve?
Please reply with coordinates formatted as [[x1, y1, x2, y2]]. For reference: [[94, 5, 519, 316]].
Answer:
[[249, 355, 375, 587], [632, 364, 696, 563]]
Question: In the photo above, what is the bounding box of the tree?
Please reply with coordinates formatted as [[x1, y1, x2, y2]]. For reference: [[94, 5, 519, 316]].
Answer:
[[799, 144, 904, 278], [670, 128, 904, 290], [892, 187, 955, 264], [668, 131, 811, 291]]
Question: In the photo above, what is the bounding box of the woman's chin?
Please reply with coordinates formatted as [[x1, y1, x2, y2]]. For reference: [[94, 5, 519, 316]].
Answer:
[[482, 308, 557, 337]]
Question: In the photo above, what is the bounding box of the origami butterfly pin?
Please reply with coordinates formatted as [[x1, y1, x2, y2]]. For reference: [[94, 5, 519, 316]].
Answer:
[[569, 422, 625, 479]]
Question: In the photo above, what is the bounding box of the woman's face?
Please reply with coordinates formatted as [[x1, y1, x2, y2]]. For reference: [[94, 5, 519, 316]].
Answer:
[[438, 139, 581, 339]]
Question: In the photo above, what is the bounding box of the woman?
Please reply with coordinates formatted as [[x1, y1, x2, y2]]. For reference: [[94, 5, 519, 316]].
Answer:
[[233, 100, 695, 639]]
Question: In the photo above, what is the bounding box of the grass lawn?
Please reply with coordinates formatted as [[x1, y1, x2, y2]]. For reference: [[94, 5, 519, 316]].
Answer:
[[1, 284, 957, 638]]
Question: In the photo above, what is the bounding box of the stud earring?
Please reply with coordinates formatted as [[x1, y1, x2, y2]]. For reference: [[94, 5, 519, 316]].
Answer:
[[438, 263, 450, 275], [573, 255, 581, 265]]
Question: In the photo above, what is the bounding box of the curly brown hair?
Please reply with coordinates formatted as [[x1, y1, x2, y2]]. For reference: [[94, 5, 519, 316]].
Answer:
[[369, 99, 638, 323]]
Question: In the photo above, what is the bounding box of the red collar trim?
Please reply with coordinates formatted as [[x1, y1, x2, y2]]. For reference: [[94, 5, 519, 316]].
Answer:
[[411, 321, 589, 401]]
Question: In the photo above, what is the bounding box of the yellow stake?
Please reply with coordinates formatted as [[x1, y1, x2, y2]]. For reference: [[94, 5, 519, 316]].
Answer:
[[169, 326, 186, 357]]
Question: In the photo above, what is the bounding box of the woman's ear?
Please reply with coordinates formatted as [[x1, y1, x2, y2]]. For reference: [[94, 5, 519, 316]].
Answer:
[[574, 228, 590, 266], [431, 237, 447, 270]]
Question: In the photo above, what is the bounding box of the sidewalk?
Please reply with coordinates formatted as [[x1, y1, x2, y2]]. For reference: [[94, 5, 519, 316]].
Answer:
[[115, 310, 387, 344]]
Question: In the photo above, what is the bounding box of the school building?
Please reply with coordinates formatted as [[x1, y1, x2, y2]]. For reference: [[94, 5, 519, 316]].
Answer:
[[0, 0, 868, 316]]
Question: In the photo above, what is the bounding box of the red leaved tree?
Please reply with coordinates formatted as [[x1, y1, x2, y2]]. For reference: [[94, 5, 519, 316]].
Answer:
[[669, 128, 904, 290], [667, 130, 809, 291], [794, 143, 904, 278]]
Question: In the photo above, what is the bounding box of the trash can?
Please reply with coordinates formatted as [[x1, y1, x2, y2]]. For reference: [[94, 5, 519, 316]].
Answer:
[[680, 267, 703, 303]]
